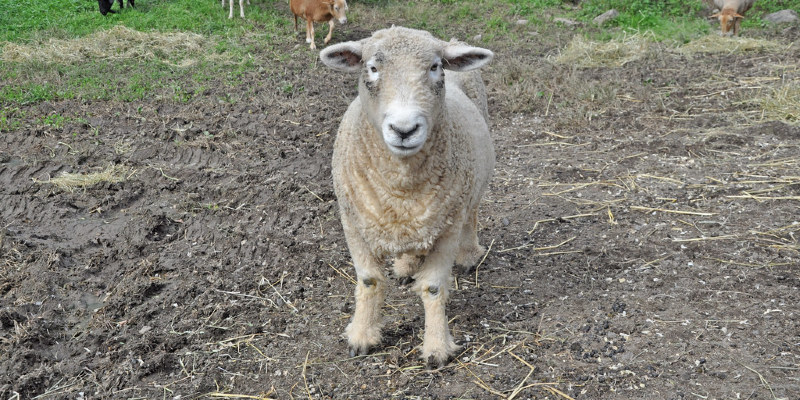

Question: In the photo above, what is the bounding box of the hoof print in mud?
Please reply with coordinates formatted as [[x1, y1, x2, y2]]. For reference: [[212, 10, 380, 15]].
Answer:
[[145, 216, 181, 242]]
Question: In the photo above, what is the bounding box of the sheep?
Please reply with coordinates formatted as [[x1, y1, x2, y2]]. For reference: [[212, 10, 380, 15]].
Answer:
[[706, 0, 756, 36], [223, 0, 249, 19], [319, 26, 494, 367], [98, 0, 134, 16], [290, 0, 348, 50]]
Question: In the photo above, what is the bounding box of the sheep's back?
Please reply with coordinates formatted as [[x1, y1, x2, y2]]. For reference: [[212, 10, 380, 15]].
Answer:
[[446, 70, 489, 125]]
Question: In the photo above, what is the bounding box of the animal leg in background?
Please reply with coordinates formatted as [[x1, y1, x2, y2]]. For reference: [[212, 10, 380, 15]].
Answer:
[[306, 18, 317, 49], [324, 20, 335, 44]]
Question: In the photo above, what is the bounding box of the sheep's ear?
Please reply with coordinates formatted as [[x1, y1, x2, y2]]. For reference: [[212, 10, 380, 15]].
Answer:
[[442, 44, 493, 72], [320, 42, 363, 72]]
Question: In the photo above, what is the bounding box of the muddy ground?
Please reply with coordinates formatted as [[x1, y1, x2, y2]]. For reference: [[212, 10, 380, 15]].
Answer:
[[1, 3, 799, 399]]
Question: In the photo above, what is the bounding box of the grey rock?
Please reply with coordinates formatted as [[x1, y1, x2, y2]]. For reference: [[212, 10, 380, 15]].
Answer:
[[763, 9, 798, 24], [593, 9, 619, 25], [554, 17, 580, 27]]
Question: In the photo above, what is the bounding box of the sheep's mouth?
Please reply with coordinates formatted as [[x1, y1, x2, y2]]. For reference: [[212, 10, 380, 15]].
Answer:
[[388, 143, 423, 156]]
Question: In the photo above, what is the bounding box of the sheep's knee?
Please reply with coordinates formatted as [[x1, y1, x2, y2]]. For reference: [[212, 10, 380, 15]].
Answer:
[[346, 276, 385, 356], [417, 284, 459, 368]]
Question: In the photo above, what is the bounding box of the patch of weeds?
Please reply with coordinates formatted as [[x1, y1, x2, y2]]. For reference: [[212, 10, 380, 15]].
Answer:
[[0, 107, 24, 133], [0, 82, 55, 104], [172, 84, 194, 103], [39, 114, 67, 129]]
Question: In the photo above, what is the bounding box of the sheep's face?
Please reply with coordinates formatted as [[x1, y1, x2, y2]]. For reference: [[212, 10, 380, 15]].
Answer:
[[320, 27, 493, 158], [328, 0, 348, 25], [361, 48, 445, 156]]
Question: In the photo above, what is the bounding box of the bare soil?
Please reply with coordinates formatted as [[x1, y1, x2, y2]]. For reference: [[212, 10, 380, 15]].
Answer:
[[1, 7, 799, 400]]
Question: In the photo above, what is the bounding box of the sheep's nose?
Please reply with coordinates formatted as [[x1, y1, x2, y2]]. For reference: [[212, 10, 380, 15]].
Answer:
[[390, 123, 419, 140], [340, 17, 347, 24]]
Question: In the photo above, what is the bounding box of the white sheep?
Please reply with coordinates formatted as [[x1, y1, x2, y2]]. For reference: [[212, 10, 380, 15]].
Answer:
[[320, 26, 494, 367], [223, 0, 249, 19], [706, 0, 756, 36]]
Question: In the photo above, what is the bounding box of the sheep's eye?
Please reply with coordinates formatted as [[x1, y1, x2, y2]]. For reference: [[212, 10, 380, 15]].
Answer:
[[370, 66, 378, 73], [334, 6, 339, 10], [430, 63, 439, 72]]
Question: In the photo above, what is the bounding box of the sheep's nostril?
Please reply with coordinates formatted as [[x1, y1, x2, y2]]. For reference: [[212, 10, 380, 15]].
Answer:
[[390, 124, 419, 140]]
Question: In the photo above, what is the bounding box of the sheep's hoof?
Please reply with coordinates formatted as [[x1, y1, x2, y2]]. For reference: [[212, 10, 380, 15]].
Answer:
[[397, 276, 414, 286], [348, 344, 372, 358], [425, 353, 451, 370]]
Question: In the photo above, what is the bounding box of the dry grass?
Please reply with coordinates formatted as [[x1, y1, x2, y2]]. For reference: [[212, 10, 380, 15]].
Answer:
[[679, 34, 784, 55], [1, 26, 206, 66], [757, 83, 800, 124], [34, 165, 130, 192], [552, 32, 652, 68]]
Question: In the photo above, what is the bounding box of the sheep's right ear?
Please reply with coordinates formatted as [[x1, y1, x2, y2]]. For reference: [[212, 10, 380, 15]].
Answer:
[[320, 42, 363, 72]]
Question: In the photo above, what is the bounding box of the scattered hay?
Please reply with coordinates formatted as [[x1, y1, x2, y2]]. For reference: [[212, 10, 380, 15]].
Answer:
[[552, 32, 652, 68], [679, 34, 783, 55], [35, 165, 130, 192], [757, 83, 800, 124], [1, 25, 206, 66]]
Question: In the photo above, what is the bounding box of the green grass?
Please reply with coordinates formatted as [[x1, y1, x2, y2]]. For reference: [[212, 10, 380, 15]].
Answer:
[[574, 0, 800, 38], [0, 0, 290, 43], [1, 0, 796, 109]]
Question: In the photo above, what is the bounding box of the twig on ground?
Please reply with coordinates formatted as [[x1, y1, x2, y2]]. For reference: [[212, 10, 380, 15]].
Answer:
[[475, 239, 494, 288]]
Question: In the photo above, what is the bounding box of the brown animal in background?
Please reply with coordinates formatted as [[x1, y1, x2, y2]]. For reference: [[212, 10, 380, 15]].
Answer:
[[290, 0, 348, 49], [706, 0, 756, 36]]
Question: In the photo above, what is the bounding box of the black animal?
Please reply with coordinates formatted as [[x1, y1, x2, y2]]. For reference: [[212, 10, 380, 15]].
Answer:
[[98, 0, 135, 15]]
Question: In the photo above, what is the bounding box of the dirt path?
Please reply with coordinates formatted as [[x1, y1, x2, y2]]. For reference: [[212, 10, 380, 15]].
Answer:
[[1, 14, 799, 400]]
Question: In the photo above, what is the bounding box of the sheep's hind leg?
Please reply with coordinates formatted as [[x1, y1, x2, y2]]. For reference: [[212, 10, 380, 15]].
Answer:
[[343, 222, 386, 356], [393, 253, 421, 286], [454, 208, 485, 269], [414, 229, 461, 368]]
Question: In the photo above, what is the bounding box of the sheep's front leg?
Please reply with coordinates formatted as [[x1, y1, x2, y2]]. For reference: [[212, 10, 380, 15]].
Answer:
[[413, 227, 461, 368], [342, 220, 386, 356], [306, 19, 316, 49], [238, 0, 245, 18], [228, 0, 234, 19], [324, 20, 335, 44]]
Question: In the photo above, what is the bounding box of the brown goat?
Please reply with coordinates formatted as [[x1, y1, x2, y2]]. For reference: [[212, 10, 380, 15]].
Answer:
[[290, 0, 348, 49], [707, 0, 756, 36]]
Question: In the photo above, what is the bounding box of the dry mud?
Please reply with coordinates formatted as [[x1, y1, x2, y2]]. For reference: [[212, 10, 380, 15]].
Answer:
[[1, 8, 799, 400]]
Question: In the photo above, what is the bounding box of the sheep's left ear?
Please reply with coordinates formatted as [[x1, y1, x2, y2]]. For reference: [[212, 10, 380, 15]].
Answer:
[[320, 41, 363, 72], [442, 44, 493, 71]]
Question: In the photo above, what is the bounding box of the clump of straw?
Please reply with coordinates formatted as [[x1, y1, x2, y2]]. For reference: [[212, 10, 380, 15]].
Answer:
[[36, 165, 130, 192], [679, 34, 783, 55], [758, 83, 800, 124], [1, 25, 206, 66], [552, 32, 652, 68]]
